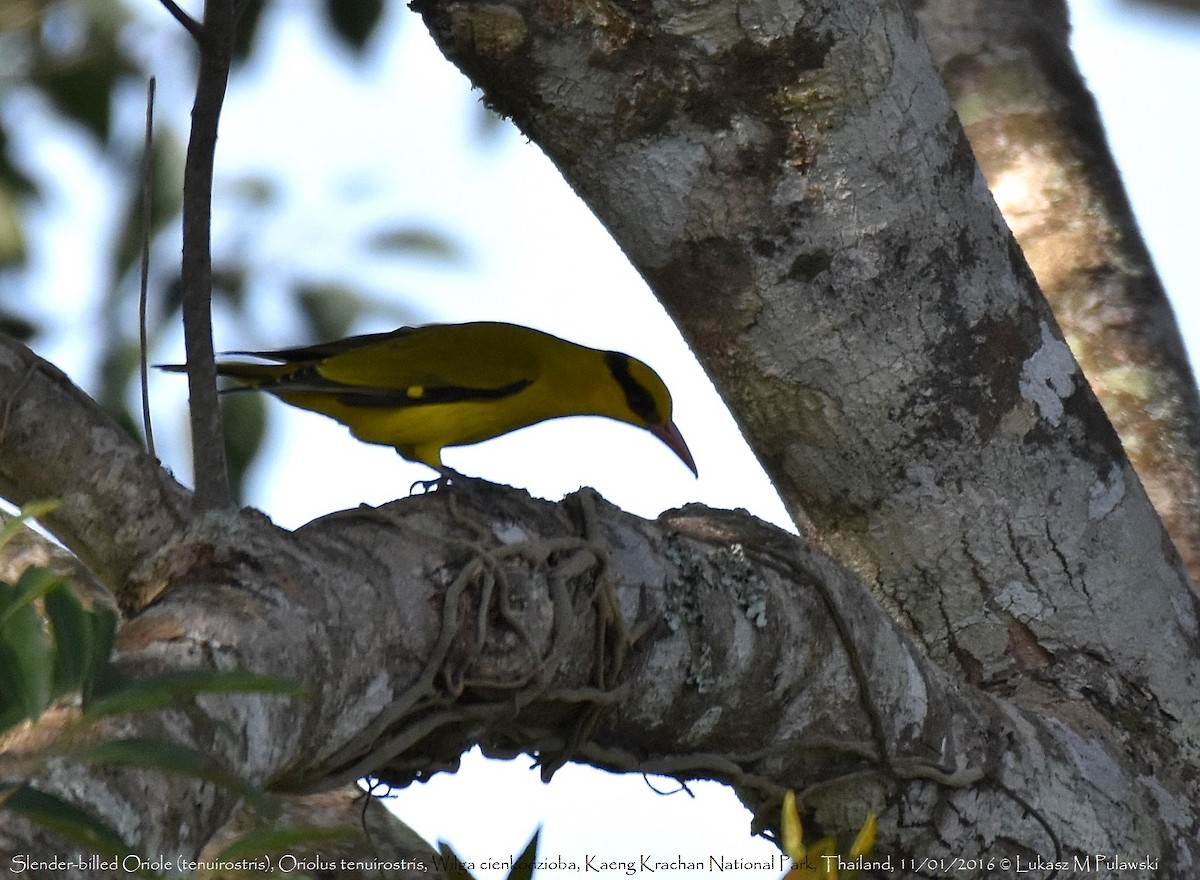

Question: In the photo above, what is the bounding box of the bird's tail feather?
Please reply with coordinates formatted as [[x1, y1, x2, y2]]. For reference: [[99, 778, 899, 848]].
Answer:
[[156, 360, 294, 388]]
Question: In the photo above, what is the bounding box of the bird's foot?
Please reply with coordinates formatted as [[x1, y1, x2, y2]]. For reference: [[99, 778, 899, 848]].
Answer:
[[408, 466, 490, 496], [409, 476, 445, 495]]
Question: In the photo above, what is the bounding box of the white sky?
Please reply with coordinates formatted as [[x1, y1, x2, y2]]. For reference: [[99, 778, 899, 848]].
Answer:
[[6, 0, 1199, 874]]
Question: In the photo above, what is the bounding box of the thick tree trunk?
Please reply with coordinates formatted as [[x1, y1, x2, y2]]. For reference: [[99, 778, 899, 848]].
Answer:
[[914, 0, 1200, 582]]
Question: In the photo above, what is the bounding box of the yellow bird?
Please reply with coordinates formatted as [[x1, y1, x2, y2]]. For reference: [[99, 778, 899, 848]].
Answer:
[[171, 321, 697, 478]]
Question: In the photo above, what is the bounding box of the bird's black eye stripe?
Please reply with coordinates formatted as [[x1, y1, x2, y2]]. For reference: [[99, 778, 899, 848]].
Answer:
[[604, 351, 659, 422]]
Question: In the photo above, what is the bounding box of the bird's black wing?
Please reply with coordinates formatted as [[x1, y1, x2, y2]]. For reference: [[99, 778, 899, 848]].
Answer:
[[224, 326, 422, 363]]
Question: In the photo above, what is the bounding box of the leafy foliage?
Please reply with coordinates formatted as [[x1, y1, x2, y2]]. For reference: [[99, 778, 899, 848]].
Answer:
[[0, 783, 136, 861], [0, 543, 118, 729], [0, 504, 303, 865]]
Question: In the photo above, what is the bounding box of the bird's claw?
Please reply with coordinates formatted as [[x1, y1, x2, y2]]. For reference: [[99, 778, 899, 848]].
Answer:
[[408, 466, 489, 496], [409, 476, 446, 495]]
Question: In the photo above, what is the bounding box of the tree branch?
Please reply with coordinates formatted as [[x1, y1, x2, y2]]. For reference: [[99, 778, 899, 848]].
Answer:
[[139, 76, 158, 460], [0, 334, 190, 591], [0, 332, 1193, 860], [158, 0, 205, 44], [177, 0, 236, 511], [1, 485, 1193, 867]]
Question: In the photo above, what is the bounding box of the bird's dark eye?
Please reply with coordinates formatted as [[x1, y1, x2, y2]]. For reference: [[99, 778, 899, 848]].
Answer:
[[605, 351, 660, 423]]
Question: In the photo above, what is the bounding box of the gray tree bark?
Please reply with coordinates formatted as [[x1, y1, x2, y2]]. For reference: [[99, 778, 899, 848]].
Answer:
[[2, 0, 1200, 875]]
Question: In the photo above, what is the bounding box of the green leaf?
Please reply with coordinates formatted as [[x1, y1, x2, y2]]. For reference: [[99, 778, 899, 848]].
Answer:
[[364, 226, 464, 262], [44, 586, 93, 695], [295, 284, 370, 342], [505, 830, 541, 880], [220, 391, 267, 504], [323, 0, 385, 53], [212, 265, 251, 311], [92, 338, 145, 445], [73, 737, 266, 811], [0, 183, 27, 267], [34, 44, 132, 142], [114, 134, 186, 279], [162, 274, 183, 317], [21, 499, 61, 523], [81, 604, 119, 705], [0, 565, 63, 627], [84, 669, 304, 721], [0, 500, 61, 550], [42, 585, 118, 703], [0, 124, 39, 197], [226, 174, 278, 207], [0, 310, 39, 342], [0, 782, 134, 858], [0, 587, 53, 727], [213, 825, 361, 861]]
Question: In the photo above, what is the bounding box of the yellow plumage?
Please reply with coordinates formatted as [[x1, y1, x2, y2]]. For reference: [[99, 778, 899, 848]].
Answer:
[[172, 322, 697, 477]]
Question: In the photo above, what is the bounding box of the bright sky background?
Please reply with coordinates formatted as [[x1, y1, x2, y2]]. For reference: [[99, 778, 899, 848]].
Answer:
[[6, 0, 1200, 874]]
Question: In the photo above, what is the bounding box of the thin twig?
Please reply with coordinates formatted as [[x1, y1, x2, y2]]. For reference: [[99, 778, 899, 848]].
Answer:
[[139, 77, 158, 460], [158, 0, 205, 42]]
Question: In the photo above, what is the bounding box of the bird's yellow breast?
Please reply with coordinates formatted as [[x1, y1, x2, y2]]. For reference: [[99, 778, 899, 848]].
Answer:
[[277, 378, 586, 466]]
